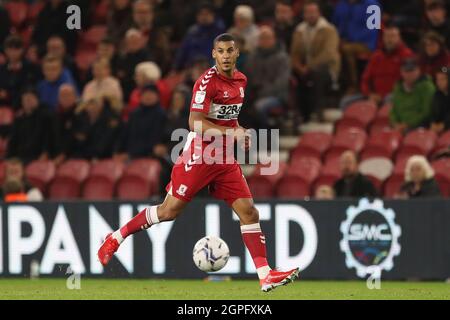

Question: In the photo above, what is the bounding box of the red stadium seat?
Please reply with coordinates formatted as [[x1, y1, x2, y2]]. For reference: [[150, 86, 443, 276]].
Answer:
[[82, 177, 115, 200], [286, 156, 321, 183], [370, 103, 392, 135], [48, 160, 91, 199], [360, 129, 402, 160], [25, 160, 56, 193], [431, 158, 450, 196], [396, 128, 437, 162], [376, 103, 392, 119], [276, 176, 311, 199], [5, 1, 28, 29], [335, 101, 377, 132], [122, 158, 162, 195], [247, 162, 287, 198], [292, 132, 332, 161], [88, 159, 125, 182], [436, 130, 450, 149], [81, 25, 107, 48], [116, 175, 152, 200], [384, 174, 404, 198], [0, 107, 14, 126], [313, 161, 341, 191], [325, 127, 367, 163]]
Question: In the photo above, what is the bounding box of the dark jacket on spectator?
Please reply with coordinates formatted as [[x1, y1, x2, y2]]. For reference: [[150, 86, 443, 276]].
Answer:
[[7, 106, 59, 163], [31, 0, 78, 55], [430, 71, 450, 129], [118, 103, 167, 158], [173, 19, 225, 70], [361, 43, 413, 98], [56, 104, 80, 157], [400, 178, 442, 198], [420, 49, 450, 78], [334, 173, 378, 198], [0, 59, 41, 109], [0, 6, 11, 52], [72, 107, 121, 160]]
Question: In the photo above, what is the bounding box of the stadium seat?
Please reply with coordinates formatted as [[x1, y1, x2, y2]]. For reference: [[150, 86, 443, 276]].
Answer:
[[436, 130, 450, 149], [370, 103, 392, 135], [359, 157, 394, 182], [276, 175, 311, 199], [80, 25, 108, 49], [116, 175, 152, 200], [291, 131, 332, 161], [384, 174, 404, 198], [360, 129, 402, 160], [325, 127, 367, 163], [247, 162, 287, 198], [5, 1, 28, 29], [88, 159, 125, 182], [122, 158, 162, 196], [25, 160, 56, 194], [286, 156, 321, 183], [48, 159, 91, 199], [313, 161, 341, 191], [335, 100, 377, 132], [82, 177, 115, 200], [431, 158, 450, 197], [0, 107, 14, 126], [396, 129, 437, 162]]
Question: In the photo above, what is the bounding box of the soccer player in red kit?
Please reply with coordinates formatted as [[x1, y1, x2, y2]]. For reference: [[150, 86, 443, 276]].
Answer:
[[98, 33, 299, 292]]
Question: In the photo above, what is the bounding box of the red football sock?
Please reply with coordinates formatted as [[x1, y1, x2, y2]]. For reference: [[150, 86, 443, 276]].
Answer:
[[241, 223, 270, 279], [112, 206, 160, 244]]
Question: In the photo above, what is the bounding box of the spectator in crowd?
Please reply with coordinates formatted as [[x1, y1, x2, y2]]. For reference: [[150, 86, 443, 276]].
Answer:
[[37, 55, 77, 111], [398, 155, 441, 198], [361, 23, 414, 105], [131, 0, 172, 74], [72, 99, 121, 160], [430, 67, 450, 132], [424, 0, 450, 48], [116, 28, 152, 100], [333, 0, 380, 93], [0, 158, 43, 201], [95, 37, 120, 77], [419, 31, 450, 78], [245, 26, 291, 128], [0, 5, 10, 53], [107, 0, 133, 46], [124, 62, 170, 121], [2, 179, 28, 202], [291, 0, 340, 121], [7, 88, 59, 163], [164, 86, 190, 149], [56, 84, 80, 159], [0, 35, 40, 109], [82, 58, 123, 115], [274, 0, 301, 52], [334, 150, 378, 198], [116, 84, 167, 160], [228, 5, 260, 53], [315, 184, 335, 199], [173, 2, 225, 70], [390, 58, 436, 131], [31, 0, 78, 56], [46, 35, 80, 87]]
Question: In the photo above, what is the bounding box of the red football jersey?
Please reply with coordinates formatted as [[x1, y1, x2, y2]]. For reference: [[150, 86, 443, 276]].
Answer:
[[190, 65, 247, 128]]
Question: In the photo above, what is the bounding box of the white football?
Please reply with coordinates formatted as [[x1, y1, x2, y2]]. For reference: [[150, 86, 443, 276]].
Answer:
[[192, 236, 230, 272]]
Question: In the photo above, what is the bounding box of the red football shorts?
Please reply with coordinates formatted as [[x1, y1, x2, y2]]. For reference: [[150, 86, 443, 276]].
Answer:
[[165, 132, 252, 207]]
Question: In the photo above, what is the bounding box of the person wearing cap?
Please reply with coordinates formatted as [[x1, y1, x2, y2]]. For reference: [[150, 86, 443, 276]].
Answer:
[[430, 67, 450, 133], [115, 84, 167, 161], [390, 57, 436, 131], [173, 2, 225, 71], [7, 88, 59, 163], [0, 35, 40, 109], [228, 5, 260, 53]]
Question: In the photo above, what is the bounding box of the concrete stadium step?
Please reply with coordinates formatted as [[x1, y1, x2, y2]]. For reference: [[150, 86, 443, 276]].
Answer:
[[279, 136, 300, 152], [298, 122, 334, 134], [323, 108, 343, 123]]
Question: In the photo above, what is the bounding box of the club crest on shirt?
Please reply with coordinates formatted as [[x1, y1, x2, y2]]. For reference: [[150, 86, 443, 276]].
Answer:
[[239, 87, 245, 97], [195, 91, 206, 103], [223, 91, 229, 98]]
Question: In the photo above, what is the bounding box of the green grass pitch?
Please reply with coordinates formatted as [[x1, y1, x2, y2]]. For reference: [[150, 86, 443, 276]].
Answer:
[[0, 279, 449, 300]]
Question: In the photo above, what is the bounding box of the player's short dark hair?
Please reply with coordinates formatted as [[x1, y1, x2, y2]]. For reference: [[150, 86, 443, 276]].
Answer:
[[214, 33, 236, 46]]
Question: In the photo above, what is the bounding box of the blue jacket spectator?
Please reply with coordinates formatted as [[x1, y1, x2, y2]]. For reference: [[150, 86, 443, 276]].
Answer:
[[37, 55, 77, 112], [173, 3, 225, 70], [333, 0, 380, 51]]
